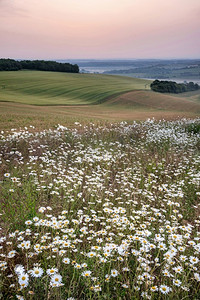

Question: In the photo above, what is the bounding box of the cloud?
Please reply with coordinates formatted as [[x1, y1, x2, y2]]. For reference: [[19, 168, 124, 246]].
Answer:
[[0, 0, 13, 8], [0, 0, 27, 17]]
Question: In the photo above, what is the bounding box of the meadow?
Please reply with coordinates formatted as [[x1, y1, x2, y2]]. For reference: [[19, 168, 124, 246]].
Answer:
[[0, 71, 200, 299], [0, 119, 200, 299]]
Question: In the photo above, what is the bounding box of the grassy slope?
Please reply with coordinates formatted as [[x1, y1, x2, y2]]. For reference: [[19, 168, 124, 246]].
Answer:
[[0, 71, 199, 130], [106, 90, 200, 112], [174, 89, 200, 103], [0, 101, 198, 131], [0, 71, 150, 105]]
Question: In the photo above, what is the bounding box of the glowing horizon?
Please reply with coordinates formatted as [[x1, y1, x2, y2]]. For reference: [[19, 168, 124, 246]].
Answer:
[[0, 0, 199, 59]]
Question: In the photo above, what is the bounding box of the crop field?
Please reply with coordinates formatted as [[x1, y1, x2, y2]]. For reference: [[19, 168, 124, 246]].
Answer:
[[0, 71, 150, 105], [0, 71, 200, 131], [0, 119, 200, 299]]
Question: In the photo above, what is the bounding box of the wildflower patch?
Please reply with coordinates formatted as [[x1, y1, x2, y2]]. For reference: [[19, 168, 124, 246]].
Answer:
[[0, 119, 200, 299]]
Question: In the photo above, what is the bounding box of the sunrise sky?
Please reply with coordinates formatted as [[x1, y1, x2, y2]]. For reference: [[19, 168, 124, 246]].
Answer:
[[0, 0, 199, 59]]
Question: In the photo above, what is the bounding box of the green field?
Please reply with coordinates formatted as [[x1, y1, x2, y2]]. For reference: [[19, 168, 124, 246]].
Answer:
[[0, 71, 200, 130], [0, 71, 150, 105]]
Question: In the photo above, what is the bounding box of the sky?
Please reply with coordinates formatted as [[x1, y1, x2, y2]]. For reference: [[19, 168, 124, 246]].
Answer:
[[0, 0, 199, 59]]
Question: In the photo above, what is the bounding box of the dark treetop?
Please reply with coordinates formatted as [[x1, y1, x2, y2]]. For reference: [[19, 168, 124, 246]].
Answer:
[[150, 79, 199, 94], [0, 59, 79, 73]]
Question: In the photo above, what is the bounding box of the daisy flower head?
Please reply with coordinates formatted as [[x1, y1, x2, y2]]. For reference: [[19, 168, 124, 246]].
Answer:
[[74, 263, 82, 269], [180, 255, 187, 262], [190, 256, 199, 264], [24, 241, 31, 249], [87, 251, 96, 258], [30, 267, 44, 278], [63, 257, 70, 264], [82, 270, 92, 277], [4, 173, 10, 178], [81, 263, 88, 268], [50, 273, 63, 287], [111, 269, 118, 277], [18, 273, 29, 288], [7, 250, 16, 258], [173, 266, 183, 273], [150, 286, 158, 292], [160, 285, 171, 294], [25, 220, 32, 225], [173, 279, 182, 286], [11, 177, 18, 183], [47, 267, 58, 276]]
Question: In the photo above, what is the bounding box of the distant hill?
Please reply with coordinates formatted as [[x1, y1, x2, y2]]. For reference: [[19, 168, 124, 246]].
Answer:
[[102, 59, 200, 82]]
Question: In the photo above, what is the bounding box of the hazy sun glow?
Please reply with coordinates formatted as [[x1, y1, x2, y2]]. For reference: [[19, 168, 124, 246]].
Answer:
[[0, 0, 199, 59]]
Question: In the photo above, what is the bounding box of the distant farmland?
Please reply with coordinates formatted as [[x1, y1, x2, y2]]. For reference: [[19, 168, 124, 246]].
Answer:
[[0, 71, 200, 130], [0, 71, 150, 105]]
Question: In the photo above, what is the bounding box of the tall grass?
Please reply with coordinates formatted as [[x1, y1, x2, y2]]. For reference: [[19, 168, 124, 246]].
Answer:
[[0, 119, 200, 299]]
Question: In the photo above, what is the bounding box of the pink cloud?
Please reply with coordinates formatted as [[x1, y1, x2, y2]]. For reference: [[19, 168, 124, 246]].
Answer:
[[0, 0, 199, 59]]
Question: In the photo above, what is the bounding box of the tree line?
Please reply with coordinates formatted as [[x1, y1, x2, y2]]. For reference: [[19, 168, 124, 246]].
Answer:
[[0, 59, 79, 73], [150, 79, 199, 93]]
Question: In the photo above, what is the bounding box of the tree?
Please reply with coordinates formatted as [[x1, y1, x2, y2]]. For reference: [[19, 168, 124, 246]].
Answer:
[[0, 59, 79, 73], [150, 80, 199, 94]]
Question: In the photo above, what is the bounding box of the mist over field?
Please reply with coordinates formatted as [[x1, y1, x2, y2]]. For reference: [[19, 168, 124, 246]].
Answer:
[[59, 59, 200, 84]]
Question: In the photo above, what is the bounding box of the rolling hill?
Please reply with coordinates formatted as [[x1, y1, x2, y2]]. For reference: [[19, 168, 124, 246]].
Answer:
[[0, 71, 150, 105], [105, 90, 200, 113], [0, 71, 200, 130]]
